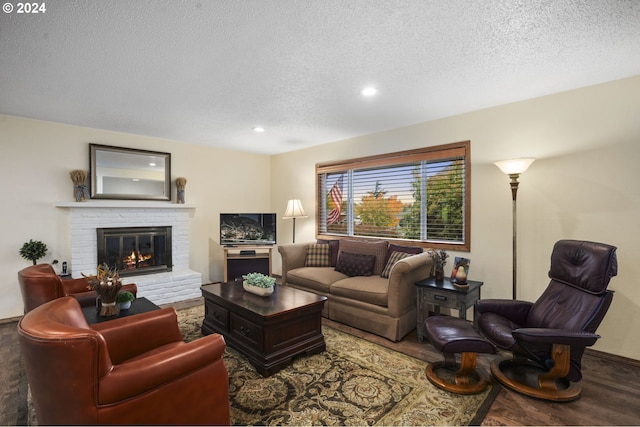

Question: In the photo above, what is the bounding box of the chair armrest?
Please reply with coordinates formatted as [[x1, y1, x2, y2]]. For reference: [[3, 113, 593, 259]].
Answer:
[[278, 243, 311, 285], [68, 290, 99, 307], [60, 277, 91, 294], [69, 283, 138, 307], [475, 299, 533, 325], [386, 252, 433, 317], [98, 333, 227, 404], [513, 328, 600, 347], [91, 307, 184, 364]]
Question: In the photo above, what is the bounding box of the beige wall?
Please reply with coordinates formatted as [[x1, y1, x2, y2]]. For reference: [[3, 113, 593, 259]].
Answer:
[[0, 115, 273, 319], [2, 75, 639, 360], [272, 76, 640, 360]]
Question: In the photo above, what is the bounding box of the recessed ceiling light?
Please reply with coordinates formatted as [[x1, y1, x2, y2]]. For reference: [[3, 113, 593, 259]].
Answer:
[[149, 162, 156, 166], [253, 126, 265, 132], [361, 87, 378, 97]]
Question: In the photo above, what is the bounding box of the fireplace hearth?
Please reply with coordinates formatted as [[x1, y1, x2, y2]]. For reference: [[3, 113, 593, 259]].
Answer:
[[97, 226, 172, 277]]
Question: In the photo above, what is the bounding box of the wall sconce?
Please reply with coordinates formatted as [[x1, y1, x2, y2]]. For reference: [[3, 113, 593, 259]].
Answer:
[[494, 158, 535, 300], [283, 199, 308, 243]]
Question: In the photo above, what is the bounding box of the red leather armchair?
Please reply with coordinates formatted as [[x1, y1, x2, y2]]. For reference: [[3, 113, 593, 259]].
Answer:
[[18, 296, 230, 425], [18, 264, 137, 312]]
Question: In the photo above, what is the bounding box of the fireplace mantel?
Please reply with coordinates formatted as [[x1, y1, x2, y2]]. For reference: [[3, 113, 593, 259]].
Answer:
[[56, 201, 196, 209]]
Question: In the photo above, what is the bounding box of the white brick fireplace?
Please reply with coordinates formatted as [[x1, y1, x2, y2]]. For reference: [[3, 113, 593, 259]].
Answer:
[[56, 201, 202, 305]]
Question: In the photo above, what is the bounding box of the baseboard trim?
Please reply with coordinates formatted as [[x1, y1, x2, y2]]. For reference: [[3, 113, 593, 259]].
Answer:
[[0, 315, 22, 325], [585, 347, 640, 367]]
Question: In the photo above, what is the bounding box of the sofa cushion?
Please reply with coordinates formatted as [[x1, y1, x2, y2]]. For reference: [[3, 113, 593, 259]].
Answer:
[[317, 239, 340, 267], [287, 267, 346, 293], [330, 276, 389, 307], [338, 239, 389, 275], [380, 251, 410, 278], [384, 244, 423, 265], [335, 252, 376, 277], [305, 244, 332, 267]]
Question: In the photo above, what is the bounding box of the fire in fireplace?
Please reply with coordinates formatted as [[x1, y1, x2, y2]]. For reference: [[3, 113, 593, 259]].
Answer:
[[97, 226, 172, 277]]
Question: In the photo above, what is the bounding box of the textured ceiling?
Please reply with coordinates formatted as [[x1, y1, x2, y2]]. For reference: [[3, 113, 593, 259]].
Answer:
[[1, 0, 639, 154]]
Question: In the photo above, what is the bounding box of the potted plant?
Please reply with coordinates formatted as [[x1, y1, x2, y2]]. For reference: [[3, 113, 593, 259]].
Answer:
[[242, 272, 276, 297], [19, 239, 48, 265], [116, 291, 135, 310]]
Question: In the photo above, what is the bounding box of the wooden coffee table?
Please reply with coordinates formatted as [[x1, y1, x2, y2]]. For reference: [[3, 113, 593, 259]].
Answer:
[[201, 281, 327, 376]]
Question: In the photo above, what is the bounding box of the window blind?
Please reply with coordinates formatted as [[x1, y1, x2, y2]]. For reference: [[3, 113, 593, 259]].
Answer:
[[316, 141, 470, 250]]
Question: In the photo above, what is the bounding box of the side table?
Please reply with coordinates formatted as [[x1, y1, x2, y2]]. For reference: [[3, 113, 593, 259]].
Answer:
[[415, 277, 483, 342], [82, 297, 161, 324]]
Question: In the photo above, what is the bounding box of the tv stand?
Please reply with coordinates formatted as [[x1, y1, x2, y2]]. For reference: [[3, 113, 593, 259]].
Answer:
[[223, 246, 273, 282]]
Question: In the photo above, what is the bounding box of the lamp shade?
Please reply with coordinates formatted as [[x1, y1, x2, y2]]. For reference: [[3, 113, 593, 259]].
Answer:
[[283, 199, 308, 219], [495, 158, 535, 175]]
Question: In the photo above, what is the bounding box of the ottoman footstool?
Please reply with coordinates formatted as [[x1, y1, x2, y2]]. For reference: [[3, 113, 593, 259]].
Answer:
[[424, 316, 495, 394]]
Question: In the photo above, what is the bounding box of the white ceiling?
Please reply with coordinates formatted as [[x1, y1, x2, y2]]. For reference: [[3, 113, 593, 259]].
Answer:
[[1, 0, 639, 155]]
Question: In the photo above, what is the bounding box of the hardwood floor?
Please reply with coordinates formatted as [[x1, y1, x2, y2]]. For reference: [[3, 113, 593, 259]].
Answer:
[[323, 318, 640, 426], [2, 308, 639, 426]]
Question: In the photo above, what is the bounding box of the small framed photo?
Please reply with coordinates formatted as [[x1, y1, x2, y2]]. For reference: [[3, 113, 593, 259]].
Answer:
[[451, 257, 471, 281]]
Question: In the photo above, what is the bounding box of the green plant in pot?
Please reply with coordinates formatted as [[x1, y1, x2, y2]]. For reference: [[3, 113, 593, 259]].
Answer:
[[19, 239, 48, 265], [242, 272, 276, 297], [116, 291, 135, 310]]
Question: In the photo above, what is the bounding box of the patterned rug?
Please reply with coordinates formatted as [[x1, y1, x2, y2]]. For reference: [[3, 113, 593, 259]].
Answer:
[[178, 305, 498, 426]]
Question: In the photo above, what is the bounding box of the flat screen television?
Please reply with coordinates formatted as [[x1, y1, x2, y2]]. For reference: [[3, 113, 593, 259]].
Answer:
[[220, 213, 277, 246]]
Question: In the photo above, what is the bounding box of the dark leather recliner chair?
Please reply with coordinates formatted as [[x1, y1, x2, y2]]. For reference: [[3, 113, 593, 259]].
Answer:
[[476, 239, 617, 401], [18, 263, 137, 312], [18, 296, 230, 425]]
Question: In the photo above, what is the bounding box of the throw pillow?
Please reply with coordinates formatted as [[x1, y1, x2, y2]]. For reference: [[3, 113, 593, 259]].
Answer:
[[305, 244, 332, 267], [380, 251, 410, 278], [335, 251, 376, 277], [383, 243, 423, 265], [316, 239, 340, 267], [338, 239, 389, 275]]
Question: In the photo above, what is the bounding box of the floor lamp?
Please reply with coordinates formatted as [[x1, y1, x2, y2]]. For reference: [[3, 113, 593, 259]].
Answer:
[[283, 199, 308, 243], [494, 158, 535, 300]]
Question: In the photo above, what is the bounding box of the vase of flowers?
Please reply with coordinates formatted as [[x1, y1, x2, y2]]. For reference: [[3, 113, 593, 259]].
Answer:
[[84, 264, 122, 316], [69, 169, 89, 202], [242, 272, 276, 297], [176, 177, 187, 204], [432, 249, 449, 281]]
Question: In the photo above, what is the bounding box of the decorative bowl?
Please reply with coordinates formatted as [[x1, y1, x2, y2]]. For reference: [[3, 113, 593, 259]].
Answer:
[[243, 281, 274, 297]]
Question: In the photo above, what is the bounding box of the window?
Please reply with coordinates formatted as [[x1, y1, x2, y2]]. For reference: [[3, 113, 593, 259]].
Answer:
[[316, 141, 470, 251]]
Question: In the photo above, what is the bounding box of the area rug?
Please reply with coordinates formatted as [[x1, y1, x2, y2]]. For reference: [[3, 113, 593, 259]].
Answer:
[[27, 305, 497, 426], [177, 305, 498, 426]]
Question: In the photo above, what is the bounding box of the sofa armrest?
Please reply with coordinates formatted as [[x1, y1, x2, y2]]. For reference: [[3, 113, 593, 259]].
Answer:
[[278, 243, 311, 285], [386, 252, 433, 317]]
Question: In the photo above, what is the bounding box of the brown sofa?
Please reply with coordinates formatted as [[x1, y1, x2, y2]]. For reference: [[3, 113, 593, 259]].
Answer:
[[278, 239, 434, 341], [18, 296, 230, 425], [18, 263, 138, 313]]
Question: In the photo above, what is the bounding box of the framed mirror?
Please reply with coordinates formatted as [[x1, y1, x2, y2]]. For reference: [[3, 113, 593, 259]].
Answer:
[[90, 144, 171, 200]]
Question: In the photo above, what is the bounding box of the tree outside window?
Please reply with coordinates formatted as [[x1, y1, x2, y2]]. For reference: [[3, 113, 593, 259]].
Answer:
[[317, 141, 470, 250]]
